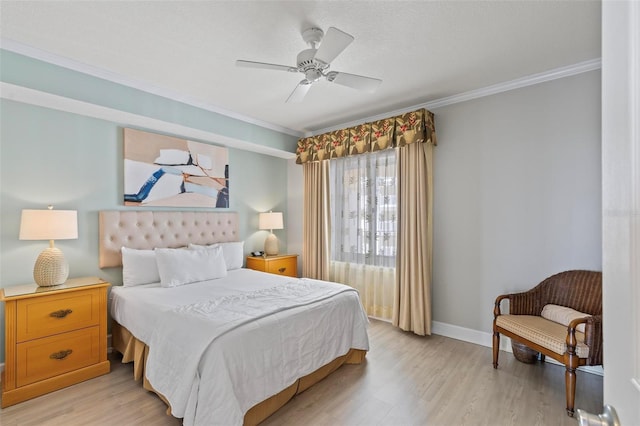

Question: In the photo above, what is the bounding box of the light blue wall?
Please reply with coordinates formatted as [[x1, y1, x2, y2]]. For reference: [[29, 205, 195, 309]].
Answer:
[[1, 50, 296, 152], [0, 50, 296, 363]]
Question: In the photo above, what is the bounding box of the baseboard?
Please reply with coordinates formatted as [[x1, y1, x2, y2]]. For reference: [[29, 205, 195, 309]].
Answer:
[[431, 320, 604, 376]]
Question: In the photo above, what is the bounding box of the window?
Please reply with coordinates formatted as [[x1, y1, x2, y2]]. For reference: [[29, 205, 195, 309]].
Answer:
[[329, 149, 397, 268]]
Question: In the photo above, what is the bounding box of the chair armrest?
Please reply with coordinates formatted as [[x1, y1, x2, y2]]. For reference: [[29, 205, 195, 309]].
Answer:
[[583, 314, 603, 365], [565, 315, 602, 365], [567, 316, 589, 331], [493, 294, 510, 318], [565, 316, 591, 361]]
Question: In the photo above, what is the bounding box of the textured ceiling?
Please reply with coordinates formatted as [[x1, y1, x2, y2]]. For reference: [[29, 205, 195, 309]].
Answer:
[[0, 1, 601, 135]]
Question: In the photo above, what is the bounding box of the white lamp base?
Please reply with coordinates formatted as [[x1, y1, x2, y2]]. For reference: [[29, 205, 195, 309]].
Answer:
[[264, 232, 279, 256], [33, 247, 69, 286]]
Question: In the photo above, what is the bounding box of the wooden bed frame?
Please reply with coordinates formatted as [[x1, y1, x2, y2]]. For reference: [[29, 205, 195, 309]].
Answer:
[[99, 210, 366, 425]]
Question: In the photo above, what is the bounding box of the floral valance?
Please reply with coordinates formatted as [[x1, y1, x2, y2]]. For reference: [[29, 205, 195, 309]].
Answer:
[[296, 108, 437, 164]]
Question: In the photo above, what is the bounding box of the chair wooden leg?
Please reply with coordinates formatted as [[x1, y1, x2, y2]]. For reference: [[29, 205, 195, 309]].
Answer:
[[565, 328, 579, 416], [565, 366, 576, 417], [492, 331, 499, 368]]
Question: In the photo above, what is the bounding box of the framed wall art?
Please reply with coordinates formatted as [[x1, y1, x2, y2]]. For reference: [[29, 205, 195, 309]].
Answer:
[[123, 128, 229, 208]]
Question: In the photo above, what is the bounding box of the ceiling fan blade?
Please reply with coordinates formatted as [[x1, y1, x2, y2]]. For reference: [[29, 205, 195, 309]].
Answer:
[[286, 80, 312, 103], [236, 60, 297, 73], [328, 72, 382, 93], [314, 27, 354, 64]]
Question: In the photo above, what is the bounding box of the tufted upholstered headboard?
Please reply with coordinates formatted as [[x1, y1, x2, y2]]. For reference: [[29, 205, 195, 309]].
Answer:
[[99, 210, 239, 268]]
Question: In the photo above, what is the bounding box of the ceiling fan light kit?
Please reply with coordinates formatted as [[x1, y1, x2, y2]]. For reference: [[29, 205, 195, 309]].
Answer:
[[236, 26, 382, 102]]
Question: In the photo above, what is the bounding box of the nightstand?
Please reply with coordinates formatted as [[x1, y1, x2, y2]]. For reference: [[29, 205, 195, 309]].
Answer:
[[1, 276, 111, 407], [246, 254, 298, 278]]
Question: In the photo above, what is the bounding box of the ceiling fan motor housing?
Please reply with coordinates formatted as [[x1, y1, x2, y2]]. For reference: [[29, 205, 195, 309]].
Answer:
[[296, 48, 328, 82], [297, 49, 318, 69]]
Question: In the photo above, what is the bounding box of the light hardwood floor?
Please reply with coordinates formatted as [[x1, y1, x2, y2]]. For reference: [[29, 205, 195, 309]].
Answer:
[[0, 319, 602, 425]]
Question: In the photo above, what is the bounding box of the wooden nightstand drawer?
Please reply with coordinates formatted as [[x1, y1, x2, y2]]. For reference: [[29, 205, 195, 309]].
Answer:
[[16, 288, 101, 342], [266, 258, 297, 277], [246, 254, 298, 278], [16, 326, 101, 387]]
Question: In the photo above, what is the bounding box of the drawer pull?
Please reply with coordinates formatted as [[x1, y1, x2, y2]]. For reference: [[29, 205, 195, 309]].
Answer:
[[50, 349, 73, 360], [278, 267, 286, 273], [50, 309, 73, 318]]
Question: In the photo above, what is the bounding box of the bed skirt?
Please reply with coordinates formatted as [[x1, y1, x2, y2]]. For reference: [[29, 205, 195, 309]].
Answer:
[[111, 322, 366, 425]]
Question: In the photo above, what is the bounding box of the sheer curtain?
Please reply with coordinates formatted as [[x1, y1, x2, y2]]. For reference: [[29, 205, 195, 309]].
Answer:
[[329, 149, 397, 320]]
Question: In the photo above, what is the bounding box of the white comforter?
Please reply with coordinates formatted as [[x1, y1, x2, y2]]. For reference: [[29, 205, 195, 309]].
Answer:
[[110, 268, 369, 425]]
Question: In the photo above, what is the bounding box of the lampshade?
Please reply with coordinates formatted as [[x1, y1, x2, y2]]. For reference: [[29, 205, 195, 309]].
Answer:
[[19, 209, 78, 241], [259, 211, 283, 256], [19, 207, 78, 286], [259, 212, 283, 231]]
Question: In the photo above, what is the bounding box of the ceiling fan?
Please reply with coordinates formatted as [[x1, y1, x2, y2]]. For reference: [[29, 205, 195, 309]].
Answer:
[[236, 27, 382, 103]]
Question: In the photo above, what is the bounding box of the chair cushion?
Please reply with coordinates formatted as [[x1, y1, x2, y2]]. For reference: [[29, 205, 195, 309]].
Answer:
[[496, 315, 590, 358]]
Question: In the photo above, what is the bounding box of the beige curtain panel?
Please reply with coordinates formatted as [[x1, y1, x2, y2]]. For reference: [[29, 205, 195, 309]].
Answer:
[[296, 108, 437, 164], [393, 141, 434, 335], [302, 160, 331, 280]]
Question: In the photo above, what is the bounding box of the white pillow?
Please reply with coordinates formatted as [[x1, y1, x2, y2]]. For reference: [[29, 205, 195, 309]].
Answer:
[[541, 304, 590, 333], [189, 241, 244, 270], [121, 247, 160, 287], [155, 246, 227, 288]]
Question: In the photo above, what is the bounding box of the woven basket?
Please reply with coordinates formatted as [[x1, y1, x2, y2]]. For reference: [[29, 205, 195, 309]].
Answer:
[[511, 340, 538, 364]]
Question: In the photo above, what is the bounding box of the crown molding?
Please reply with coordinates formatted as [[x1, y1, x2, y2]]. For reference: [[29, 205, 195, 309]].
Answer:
[[308, 58, 602, 137], [0, 38, 304, 138], [1, 37, 600, 142], [0, 81, 296, 160]]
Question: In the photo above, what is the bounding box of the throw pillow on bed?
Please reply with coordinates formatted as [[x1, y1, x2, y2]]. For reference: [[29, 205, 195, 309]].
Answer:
[[156, 245, 227, 287]]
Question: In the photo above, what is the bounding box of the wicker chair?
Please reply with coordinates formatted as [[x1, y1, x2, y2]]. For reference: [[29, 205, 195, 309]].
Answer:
[[492, 270, 602, 417]]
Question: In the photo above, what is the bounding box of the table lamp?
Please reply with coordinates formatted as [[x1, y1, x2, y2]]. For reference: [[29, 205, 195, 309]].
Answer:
[[19, 206, 78, 286], [259, 211, 283, 256]]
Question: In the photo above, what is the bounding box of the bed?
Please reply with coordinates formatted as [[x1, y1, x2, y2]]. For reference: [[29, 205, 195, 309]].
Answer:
[[99, 210, 369, 425]]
